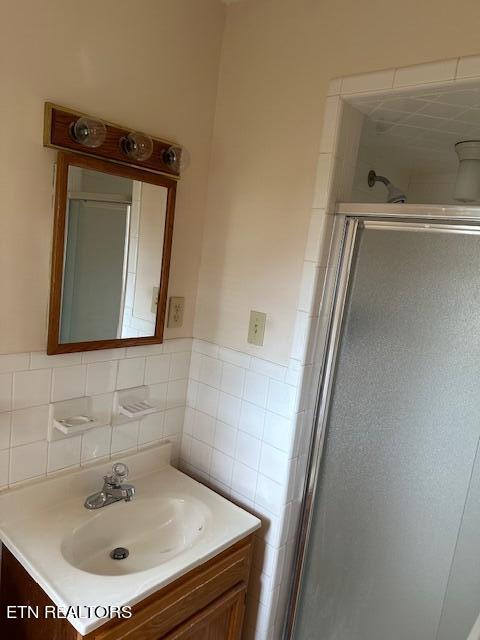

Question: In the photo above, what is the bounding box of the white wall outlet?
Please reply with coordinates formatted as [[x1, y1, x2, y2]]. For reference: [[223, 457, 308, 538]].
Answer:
[[151, 286, 160, 314], [248, 310, 266, 346], [167, 296, 185, 328]]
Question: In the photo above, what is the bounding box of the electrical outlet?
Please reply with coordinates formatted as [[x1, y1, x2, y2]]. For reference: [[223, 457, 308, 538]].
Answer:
[[151, 286, 160, 314], [167, 296, 185, 328], [248, 310, 266, 346]]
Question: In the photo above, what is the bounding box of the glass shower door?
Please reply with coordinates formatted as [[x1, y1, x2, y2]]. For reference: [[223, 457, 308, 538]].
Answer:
[[293, 221, 480, 640]]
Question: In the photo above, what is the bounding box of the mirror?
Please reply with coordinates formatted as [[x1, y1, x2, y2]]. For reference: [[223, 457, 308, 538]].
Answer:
[[62, 169, 167, 342], [48, 153, 177, 354]]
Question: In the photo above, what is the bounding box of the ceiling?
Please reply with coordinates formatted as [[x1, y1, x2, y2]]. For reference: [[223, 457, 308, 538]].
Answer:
[[350, 81, 480, 173]]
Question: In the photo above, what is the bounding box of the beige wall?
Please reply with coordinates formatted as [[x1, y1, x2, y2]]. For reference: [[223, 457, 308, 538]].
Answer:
[[0, 0, 225, 353], [5, 0, 480, 362], [195, 0, 480, 364]]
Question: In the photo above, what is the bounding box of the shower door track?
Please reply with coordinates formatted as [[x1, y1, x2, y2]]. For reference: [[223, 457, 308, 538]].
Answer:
[[284, 207, 480, 639]]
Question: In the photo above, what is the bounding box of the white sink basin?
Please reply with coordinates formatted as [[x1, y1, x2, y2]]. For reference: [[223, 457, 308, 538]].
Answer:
[[61, 495, 209, 575], [0, 443, 260, 635]]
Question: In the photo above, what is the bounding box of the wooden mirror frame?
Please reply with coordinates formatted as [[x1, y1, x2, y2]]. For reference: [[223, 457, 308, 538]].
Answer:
[[47, 152, 177, 354]]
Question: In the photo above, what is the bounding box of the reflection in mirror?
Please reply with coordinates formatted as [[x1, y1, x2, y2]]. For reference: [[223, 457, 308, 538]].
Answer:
[[60, 166, 167, 343]]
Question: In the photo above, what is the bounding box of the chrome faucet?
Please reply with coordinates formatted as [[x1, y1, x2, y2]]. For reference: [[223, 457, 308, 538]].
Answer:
[[84, 462, 135, 510]]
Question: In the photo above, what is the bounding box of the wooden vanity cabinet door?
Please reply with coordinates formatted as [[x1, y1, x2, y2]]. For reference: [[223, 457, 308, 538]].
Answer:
[[163, 584, 246, 640], [83, 535, 254, 640]]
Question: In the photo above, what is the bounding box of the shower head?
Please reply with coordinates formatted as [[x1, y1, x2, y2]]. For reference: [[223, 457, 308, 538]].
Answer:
[[367, 170, 407, 204], [386, 184, 408, 204]]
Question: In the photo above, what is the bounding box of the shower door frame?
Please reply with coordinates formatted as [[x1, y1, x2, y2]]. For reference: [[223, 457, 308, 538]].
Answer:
[[284, 208, 480, 639]]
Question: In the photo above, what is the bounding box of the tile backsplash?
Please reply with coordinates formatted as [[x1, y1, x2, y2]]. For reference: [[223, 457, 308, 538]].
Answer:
[[181, 340, 301, 503], [0, 339, 191, 488]]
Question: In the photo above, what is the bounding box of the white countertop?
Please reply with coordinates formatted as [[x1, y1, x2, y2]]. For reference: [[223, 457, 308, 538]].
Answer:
[[0, 443, 261, 635]]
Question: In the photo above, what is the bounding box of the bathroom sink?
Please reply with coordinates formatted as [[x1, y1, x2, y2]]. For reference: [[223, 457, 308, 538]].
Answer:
[[61, 495, 209, 575], [0, 443, 260, 635]]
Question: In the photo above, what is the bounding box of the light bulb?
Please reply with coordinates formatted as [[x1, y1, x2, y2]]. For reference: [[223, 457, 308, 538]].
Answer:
[[162, 145, 190, 173], [121, 132, 153, 161], [70, 117, 106, 148]]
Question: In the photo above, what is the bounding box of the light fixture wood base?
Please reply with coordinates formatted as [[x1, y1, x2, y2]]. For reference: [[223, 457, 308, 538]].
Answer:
[[44, 103, 180, 179]]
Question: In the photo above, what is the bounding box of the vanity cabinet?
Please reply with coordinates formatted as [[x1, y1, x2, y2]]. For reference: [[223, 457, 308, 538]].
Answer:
[[0, 535, 254, 640]]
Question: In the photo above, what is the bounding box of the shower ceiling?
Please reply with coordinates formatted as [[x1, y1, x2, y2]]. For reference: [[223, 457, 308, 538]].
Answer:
[[350, 81, 480, 173]]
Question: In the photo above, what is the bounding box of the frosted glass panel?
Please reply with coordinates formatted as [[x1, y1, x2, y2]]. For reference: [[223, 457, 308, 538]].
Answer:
[[437, 442, 480, 640], [294, 226, 480, 640]]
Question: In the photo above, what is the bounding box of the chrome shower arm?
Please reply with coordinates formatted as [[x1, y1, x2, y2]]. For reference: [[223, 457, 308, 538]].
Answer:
[[368, 170, 391, 188]]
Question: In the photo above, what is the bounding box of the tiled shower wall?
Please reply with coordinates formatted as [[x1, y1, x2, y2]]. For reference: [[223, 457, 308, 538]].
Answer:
[[0, 338, 191, 488]]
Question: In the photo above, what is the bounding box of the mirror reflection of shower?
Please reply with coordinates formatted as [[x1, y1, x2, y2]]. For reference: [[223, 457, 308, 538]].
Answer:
[[367, 170, 407, 203]]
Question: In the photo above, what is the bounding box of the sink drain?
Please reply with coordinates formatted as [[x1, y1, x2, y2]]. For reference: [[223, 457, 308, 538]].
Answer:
[[110, 547, 129, 560]]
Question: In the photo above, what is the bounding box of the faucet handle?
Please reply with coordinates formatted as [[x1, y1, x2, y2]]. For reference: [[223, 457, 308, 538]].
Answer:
[[112, 462, 129, 483], [113, 462, 129, 479], [103, 462, 129, 487]]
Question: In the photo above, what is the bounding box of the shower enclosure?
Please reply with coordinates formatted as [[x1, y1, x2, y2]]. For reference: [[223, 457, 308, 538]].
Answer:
[[60, 196, 131, 343], [288, 210, 480, 640]]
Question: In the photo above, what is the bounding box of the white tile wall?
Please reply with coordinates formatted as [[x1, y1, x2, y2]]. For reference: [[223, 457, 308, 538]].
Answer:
[[13, 369, 50, 410], [51, 364, 87, 402], [214, 420, 237, 455], [48, 436, 82, 473], [0, 339, 190, 490], [0, 353, 30, 373], [167, 379, 188, 409], [116, 357, 145, 389], [239, 401, 265, 439], [111, 421, 140, 454], [11, 405, 49, 446], [138, 412, 165, 445], [9, 441, 48, 484], [30, 352, 81, 369], [312, 153, 334, 209], [341, 69, 394, 94], [145, 354, 171, 384], [217, 392, 241, 426], [243, 370, 269, 408], [457, 55, 480, 79], [319, 96, 341, 154], [393, 59, 457, 88], [0, 449, 8, 487], [179, 339, 304, 640], [327, 77, 342, 96], [81, 425, 112, 462], [0, 412, 11, 450], [164, 407, 185, 436], [86, 361, 118, 395]]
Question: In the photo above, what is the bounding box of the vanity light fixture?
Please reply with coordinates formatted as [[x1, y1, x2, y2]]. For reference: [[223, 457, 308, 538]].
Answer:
[[69, 116, 107, 148], [45, 103, 182, 177], [454, 140, 480, 202], [120, 131, 154, 161], [162, 145, 190, 172]]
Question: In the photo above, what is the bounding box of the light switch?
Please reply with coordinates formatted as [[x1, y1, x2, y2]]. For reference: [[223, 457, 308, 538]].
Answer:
[[248, 310, 266, 346], [167, 296, 185, 328]]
